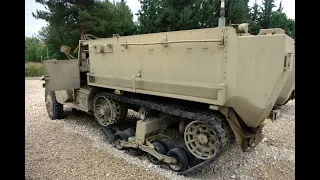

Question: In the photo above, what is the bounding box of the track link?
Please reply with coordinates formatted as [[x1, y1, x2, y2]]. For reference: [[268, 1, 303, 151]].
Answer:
[[97, 92, 234, 175]]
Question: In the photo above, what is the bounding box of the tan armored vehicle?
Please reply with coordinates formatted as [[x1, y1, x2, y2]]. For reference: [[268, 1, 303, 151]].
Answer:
[[42, 6, 295, 174]]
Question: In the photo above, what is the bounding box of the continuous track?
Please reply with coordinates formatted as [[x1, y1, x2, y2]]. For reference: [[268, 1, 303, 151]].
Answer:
[[98, 92, 234, 175]]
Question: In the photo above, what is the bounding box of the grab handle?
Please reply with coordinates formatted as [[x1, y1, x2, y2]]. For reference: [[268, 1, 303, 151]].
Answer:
[[284, 53, 293, 71]]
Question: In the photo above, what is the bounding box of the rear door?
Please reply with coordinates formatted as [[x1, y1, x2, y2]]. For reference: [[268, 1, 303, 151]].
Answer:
[[43, 59, 80, 92]]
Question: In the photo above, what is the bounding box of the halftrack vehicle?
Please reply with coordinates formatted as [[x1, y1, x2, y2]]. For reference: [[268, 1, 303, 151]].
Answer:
[[42, 20, 295, 174]]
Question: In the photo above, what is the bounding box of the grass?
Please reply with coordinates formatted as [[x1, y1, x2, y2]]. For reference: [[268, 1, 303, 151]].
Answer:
[[25, 62, 43, 77]]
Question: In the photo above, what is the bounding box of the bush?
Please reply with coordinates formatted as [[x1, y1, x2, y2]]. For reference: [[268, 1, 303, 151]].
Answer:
[[25, 62, 43, 77]]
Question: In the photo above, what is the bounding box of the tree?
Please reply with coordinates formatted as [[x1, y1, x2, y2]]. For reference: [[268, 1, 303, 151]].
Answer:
[[225, 0, 250, 25], [137, 0, 191, 34], [277, 0, 283, 12], [33, 0, 136, 59], [75, 0, 136, 37], [285, 19, 295, 39], [248, 0, 294, 38], [269, 0, 294, 38], [249, 0, 262, 34], [260, 0, 276, 28], [37, 25, 78, 60], [25, 36, 46, 62], [137, 0, 251, 34], [270, 12, 295, 38]]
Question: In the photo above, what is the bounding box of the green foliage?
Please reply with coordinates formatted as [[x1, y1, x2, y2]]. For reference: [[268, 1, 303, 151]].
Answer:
[[225, 0, 250, 24], [137, 0, 226, 34], [37, 25, 79, 60], [249, 0, 262, 35], [260, 0, 276, 28], [26, 0, 295, 62], [270, 11, 295, 38], [32, 0, 136, 60], [25, 62, 44, 77], [137, 0, 295, 37], [25, 36, 46, 62], [249, 0, 295, 37]]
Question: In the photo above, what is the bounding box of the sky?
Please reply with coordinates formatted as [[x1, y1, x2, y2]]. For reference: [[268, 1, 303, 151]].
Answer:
[[25, 0, 295, 37]]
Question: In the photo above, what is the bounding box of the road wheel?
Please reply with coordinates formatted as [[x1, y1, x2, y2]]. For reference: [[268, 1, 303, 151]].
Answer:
[[123, 128, 135, 137], [113, 131, 129, 150], [155, 139, 175, 152], [147, 142, 167, 165], [177, 143, 196, 166], [166, 147, 189, 172], [123, 128, 142, 156]]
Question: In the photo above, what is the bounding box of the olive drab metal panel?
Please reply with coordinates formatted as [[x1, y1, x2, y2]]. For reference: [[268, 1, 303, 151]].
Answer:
[[43, 59, 80, 92]]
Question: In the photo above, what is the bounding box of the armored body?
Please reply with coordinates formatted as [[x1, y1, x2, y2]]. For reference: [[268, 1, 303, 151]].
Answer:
[[42, 23, 295, 174]]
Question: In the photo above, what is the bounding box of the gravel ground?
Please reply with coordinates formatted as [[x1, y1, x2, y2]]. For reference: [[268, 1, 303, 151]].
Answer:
[[25, 79, 295, 180]]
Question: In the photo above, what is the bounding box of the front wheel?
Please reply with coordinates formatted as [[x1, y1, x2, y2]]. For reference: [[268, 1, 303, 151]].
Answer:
[[45, 91, 64, 120]]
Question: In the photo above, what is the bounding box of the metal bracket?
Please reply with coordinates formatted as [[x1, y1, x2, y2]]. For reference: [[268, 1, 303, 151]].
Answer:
[[258, 28, 285, 35], [218, 35, 225, 49], [161, 35, 168, 47], [93, 44, 113, 53], [269, 105, 285, 121], [219, 35, 225, 45], [121, 39, 128, 49], [132, 71, 141, 93], [270, 109, 281, 121]]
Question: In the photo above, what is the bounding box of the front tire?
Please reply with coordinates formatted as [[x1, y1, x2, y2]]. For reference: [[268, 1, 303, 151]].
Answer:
[[45, 91, 64, 120]]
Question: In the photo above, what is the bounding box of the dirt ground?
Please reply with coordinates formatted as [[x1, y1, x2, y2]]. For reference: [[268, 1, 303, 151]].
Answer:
[[25, 79, 295, 180]]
